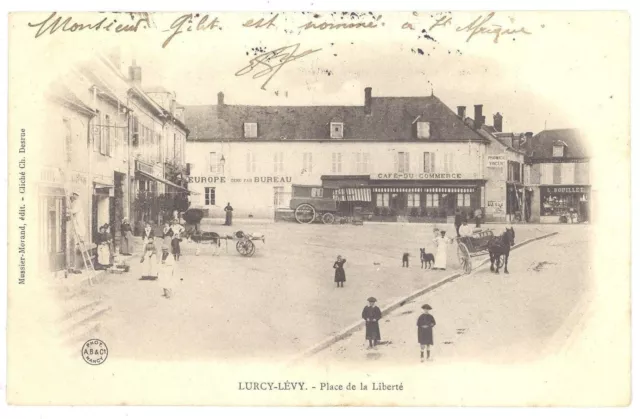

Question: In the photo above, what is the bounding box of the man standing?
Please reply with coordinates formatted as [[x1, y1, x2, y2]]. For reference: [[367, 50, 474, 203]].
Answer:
[[454, 209, 462, 237], [474, 208, 482, 228], [224, 202, 234, 226], [362, 297, 382, 349]]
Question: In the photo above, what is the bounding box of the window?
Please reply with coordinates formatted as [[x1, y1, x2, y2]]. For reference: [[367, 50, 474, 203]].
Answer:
[[311, 188, 323, 198], [397, 152, 410, 173], [443, 153, 454, 172], [423, 152, 435, 173], [101, 114, 109, 155], [273, 186, 285, 207], [156, 132, 162, 162], [553, 163, 562, 184], [332, 152, 342, 173], [273, 152, 284, 173], [204, 187, 216, 206], [457, 193, 471, 207], [354, 152, 370, 174], [131, 116, 139, 147], [561, 163, 575, 184], [246, 152, 257, 173], [63, 119, 72, 163], [417, 121, 431, 139], [376, 193, 390, 207], [302, 152, 313, 173], [553, 145, 565, 157], [244, 122, 258, 138], [425, 193, 440, 207], [508, 161, 521, 182], [407, 193, 420, 207], [330, 122, 344, 139], [209, 152, 222, 173]]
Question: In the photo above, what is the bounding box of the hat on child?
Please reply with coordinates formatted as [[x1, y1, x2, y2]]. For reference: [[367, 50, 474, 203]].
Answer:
[[367, 297, 377, 303], [421, 304, 432, 310]]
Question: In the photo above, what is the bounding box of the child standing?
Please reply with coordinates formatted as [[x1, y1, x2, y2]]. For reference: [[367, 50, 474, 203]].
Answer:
[[333, 255, 347, 288], [362, 297, 382, 349], [417, 304, 436, 362], [161, 223, 172, 264]]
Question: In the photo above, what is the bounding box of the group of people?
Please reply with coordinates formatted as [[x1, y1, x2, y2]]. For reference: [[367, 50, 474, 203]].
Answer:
[[139, 219, 186, 299], [362, 297, 437, 361]]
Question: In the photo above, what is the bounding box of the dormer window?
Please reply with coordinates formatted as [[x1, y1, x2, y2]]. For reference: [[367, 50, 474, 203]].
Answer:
[[553, 145, 565, 157], [330, 122, 344, 139], [417, 121, 431, 139], [244, 122, 258, 139]]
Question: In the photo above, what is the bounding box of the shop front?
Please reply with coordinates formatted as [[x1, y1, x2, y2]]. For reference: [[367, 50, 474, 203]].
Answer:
[[539, 185, 590, 223]]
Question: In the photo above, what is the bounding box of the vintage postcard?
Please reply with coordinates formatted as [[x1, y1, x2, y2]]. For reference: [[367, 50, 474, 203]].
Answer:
[[5, 10, 631, 406]]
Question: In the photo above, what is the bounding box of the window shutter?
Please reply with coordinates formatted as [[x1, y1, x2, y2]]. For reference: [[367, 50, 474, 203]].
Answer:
[[430, 153, 435, 172], [393, 152, 399, 172], [553, 163, 562, 184]]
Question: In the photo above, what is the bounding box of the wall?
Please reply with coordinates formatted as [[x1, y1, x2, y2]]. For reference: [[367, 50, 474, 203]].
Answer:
[[484, 137, 525, 221], [185, 140, 486, 219]]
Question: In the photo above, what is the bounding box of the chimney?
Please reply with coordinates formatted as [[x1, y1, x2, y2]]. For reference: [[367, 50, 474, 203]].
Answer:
[[364, 87, 372, 115], [457, 106, 466, 119], [493, 112, 503, 132], [474, 104, 484, 129], [128, 60, 141, 86], [217, 92, 224, 105]]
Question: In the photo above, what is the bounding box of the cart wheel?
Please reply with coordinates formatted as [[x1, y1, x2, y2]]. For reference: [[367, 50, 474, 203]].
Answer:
[[457, 242, 472, 274], [496, 254, 505, 268], [321, 213, 335, 225], [236, 239, 256, 257], [294, 203, 316, 224]]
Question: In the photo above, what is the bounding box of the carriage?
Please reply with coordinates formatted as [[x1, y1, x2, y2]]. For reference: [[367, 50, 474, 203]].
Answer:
[[190, 230, 265, 257], [290, 184, 339, 224], [182, 207, 264, 257], [455, 229, 505, 274]]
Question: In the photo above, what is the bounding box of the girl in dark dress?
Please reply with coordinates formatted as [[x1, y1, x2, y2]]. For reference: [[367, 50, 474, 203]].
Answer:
[[333, 255, 346, 288], [362, 297, 382, 348], [417, 304, 436, 362]]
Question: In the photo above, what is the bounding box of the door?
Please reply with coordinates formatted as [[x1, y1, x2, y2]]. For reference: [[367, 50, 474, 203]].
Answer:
[[45, 196, 66, 271]]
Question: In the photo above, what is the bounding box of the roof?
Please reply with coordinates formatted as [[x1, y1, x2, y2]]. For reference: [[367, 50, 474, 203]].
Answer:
[[47, 81, 96, 116], [528, 129, 589, 159], [183, 95, 485, 142]]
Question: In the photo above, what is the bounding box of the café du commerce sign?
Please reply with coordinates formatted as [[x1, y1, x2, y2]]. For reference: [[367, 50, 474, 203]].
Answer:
[[372, 172, 474, 180]]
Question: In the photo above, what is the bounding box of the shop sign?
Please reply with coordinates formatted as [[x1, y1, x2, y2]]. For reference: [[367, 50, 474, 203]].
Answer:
[[373, 172, 465, 180], [487, 200, 505, 213], [544, 186, 588, 194], [487, 155, 506, 169], [187, 175, 293, 184]]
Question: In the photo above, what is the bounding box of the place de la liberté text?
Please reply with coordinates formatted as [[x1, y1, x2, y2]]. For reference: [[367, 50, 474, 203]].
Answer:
[[237, 381, 404, 391]]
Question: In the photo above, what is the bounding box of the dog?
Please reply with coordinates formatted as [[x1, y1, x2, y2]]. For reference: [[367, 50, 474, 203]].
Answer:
[[402, 252, 410, 267], [420, 248, 435, 269]]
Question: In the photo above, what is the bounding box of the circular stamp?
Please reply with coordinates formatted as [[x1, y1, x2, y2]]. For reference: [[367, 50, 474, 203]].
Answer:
[[81, 339, 108, 365]]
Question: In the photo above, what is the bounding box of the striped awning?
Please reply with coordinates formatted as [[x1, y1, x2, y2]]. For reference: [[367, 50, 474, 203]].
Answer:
[[373, 187, 476, 193], [334, 188, 372, 202]]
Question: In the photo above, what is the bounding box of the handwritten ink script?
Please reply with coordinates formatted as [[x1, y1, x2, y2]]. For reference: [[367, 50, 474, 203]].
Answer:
[[27, 12, 151, 38], [235, 44, 322, 90], [429, 12, 532, 43], [26, 12, 533, 48]]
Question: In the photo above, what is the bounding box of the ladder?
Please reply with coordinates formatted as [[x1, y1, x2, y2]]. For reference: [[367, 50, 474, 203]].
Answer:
[[68, 201, 97, 284]]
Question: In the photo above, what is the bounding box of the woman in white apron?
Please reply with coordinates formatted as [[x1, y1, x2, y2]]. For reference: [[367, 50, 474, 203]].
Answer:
[[96, 226, 111, 268], [433, 230, 452, 270]]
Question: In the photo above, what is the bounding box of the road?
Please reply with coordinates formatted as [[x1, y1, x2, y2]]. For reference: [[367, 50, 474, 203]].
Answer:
[[65, 222, 562, 362], [310, 225, 593, 366]]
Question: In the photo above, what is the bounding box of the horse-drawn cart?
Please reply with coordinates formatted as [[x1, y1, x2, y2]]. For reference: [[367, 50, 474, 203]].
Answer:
[[456, 228, 514, 275], [456, 230, 496, 274], [190, 230, 265, 257]]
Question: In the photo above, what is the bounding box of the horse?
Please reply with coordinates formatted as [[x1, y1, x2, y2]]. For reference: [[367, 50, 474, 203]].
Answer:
[[488, 227, 515, 274]]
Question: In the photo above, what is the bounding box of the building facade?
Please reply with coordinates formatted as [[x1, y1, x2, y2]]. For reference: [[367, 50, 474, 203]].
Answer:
[[40, 54, 190, 273], [184, 89, 526, 224], [523, 129, 591, 223]]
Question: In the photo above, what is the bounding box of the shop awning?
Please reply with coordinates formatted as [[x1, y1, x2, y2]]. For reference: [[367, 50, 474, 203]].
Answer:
[[93, 181, 114, 189], [136, 170, 190, 193], [334, 188, 372, 202], [372, 186, 476, 193]]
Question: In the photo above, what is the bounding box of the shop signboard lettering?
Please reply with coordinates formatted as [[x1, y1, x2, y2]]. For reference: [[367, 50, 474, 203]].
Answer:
[[487, 155, 506, 169], [187, 175, 293, 184], [40, 167, 63, 184], [487, 200, 505, 213], [544, 186, 588, 194], [373, 172, 464, 180]]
